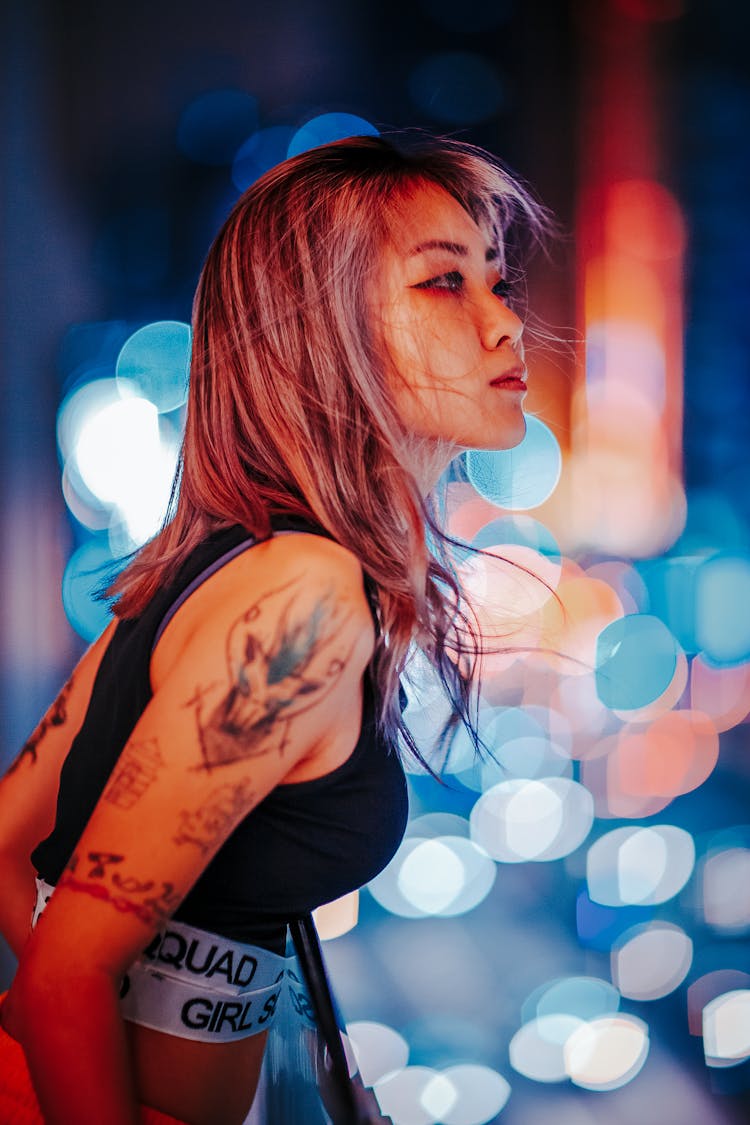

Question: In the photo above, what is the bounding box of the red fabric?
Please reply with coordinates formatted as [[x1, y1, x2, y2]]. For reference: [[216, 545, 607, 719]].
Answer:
[[0, 1006, 186, 1125]]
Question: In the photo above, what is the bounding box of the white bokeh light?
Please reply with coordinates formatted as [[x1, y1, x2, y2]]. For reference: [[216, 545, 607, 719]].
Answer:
[[70, 393, 178, 549], [612, 923, 693, 1001], [370, 834, 496, 918], [564, 1014, 649, 1091], [470, 778, 594, 863], [587, 825, 695, 906], [702, 991, 750, 1066], [702, 848, 750, 932], [346, 1021, 410, 1087], [374, 1066, 440, 1125], [509, 1015, 587, 1083]]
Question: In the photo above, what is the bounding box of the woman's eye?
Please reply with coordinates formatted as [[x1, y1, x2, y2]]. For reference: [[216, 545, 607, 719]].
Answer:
[[412, 270, 464, 292], [492, 277, 513, 300]]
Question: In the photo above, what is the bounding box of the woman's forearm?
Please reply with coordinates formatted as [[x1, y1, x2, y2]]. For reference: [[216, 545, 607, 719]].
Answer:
[[10, 967, 141, 1125], [0, 852, 36, 959]]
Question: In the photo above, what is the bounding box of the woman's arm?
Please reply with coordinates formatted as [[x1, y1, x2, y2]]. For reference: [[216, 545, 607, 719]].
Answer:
[[0, 621, 117, 958], [6, 541, 375, 1125]]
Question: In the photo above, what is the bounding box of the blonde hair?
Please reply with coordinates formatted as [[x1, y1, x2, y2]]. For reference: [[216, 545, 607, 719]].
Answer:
[[110, 132, 553, 772]]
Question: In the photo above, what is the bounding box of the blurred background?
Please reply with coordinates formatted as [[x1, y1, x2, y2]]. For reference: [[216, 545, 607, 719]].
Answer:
[[1, 0, 749, 1121]]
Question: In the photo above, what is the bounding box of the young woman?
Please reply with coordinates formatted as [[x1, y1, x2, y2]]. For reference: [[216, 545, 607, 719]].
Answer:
[[0, 133, 549, 1124]]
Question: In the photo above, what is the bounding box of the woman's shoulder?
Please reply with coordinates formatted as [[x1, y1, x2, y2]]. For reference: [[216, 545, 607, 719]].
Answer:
[[151, 528, 376, 692]]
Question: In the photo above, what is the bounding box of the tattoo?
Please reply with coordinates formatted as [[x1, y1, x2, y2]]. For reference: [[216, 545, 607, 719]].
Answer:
[[187, 580, 354, 771], [173, 779, 256, 854], [60, 850, 181, 927], [7, 675, 74, 774], [103, 739, 164, 809]]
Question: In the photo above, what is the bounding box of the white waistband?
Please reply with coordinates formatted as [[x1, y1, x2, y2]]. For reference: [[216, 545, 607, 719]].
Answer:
[[32, 877, 315, 1042]]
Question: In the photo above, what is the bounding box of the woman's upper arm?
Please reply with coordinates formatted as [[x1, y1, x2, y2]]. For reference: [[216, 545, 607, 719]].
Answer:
[[0, 620, 118, 859], [18, 545, 376, 986]]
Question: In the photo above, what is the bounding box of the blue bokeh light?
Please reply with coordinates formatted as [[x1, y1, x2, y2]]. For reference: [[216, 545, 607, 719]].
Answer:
[[695, 553, 750, 666], [287, 112, 379, 157], [61, 539, 117, 642], [595, 614, 681, 710], [465, 415, 562, 510], [115, 321, 191, 414], [177, 89, 259, 165], [232, 126, 297, 191], [409, 51, 505, 125]]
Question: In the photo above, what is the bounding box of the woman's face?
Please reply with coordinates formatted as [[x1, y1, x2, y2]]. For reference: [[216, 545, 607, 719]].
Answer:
[[376, 182, 527, 465]]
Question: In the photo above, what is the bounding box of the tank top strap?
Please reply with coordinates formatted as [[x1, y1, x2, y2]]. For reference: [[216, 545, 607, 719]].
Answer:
[[151, 518, 381, 654]]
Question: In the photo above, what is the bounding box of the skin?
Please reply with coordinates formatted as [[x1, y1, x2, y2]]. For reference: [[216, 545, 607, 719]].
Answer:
[[376, 183, 528, 495]]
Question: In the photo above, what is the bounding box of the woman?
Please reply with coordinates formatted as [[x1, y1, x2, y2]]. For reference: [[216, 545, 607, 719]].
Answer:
[[0, 133, 549, 1124]]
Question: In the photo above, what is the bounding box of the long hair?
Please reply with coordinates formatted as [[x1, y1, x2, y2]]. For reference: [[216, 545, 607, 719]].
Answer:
[[109, 132, 553, 773]]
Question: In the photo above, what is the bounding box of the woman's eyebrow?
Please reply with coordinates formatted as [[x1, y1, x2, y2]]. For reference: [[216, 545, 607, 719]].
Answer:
[[409, 239, 500, 262], [408, 239, 468, 257]]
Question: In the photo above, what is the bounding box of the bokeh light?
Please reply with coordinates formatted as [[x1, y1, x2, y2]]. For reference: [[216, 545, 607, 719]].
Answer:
[[470, 777, 594, 863], [702, 991, 750, 1067], [563, 1014, 649, 1090], [612, 922, 693, 1000], [466, 416, 562, 511], [232, 126, 296, 191], [695, 553, 750, 665], [346, 1020, 410, 1087], [586, 825, 695, 906], [115, 320, 191, 413], [61, 539, 116, 642], [690, 654, 750, 731], [595, 614, 681, 711], [509, 1015, 586, 1083], [368, 833, 496, 918], [701, 847, 750, 933], [287, 112, 379, 157]]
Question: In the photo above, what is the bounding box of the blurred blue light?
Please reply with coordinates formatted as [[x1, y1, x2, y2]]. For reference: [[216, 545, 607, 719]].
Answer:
[[576, 888, 653, 952], [177, 89, 259, 166], [287, 113, 379, 157], [232, 126, 297, 192], [634, 557, 700, 653], [61, 539, 117, 642], [409, 51, 505, 125], [115, 321, 191, 414], [595, 614, 680, 710], [465, 416, 562, 510], [696, 553, 750, 666]]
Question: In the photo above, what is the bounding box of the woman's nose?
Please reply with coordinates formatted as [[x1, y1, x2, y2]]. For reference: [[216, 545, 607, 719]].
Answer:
[[478, 292, 524, 352]]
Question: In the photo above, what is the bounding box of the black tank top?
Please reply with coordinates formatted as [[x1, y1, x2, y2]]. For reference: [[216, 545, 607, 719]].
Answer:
[[31, 516, 409, 953]]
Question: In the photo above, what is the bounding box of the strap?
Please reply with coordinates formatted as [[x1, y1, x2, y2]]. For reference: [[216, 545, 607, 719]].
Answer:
[[151, 527, 382, 655], [289, 915, 394, 1124]]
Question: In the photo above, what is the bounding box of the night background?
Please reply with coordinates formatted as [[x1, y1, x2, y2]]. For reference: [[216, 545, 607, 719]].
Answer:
[[1, 1, 749, 1122]]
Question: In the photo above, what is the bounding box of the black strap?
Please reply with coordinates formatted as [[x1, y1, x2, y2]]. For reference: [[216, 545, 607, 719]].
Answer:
[[289, 915, 393, 1125]]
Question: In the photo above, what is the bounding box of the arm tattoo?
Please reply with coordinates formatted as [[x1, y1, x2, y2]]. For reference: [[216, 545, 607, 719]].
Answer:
[[60, 850, 181, 927], [187, 580, 356, 771], [6, 675, 74, 775], [103, 738, 164, 809], [173, 779, 256, 854]]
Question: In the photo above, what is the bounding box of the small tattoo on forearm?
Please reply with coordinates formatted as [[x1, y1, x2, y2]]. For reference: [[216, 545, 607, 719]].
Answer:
[[173, 779, 256, 854], [6, 675, 74, 774], [103, 739, 164, 809]]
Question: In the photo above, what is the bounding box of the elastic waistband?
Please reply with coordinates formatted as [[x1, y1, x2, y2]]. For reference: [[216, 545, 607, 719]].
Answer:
[[32, 878, 314, 1043]]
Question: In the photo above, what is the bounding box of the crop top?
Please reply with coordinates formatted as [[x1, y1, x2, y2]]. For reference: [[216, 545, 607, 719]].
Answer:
[[31, 516, 409, 954]]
